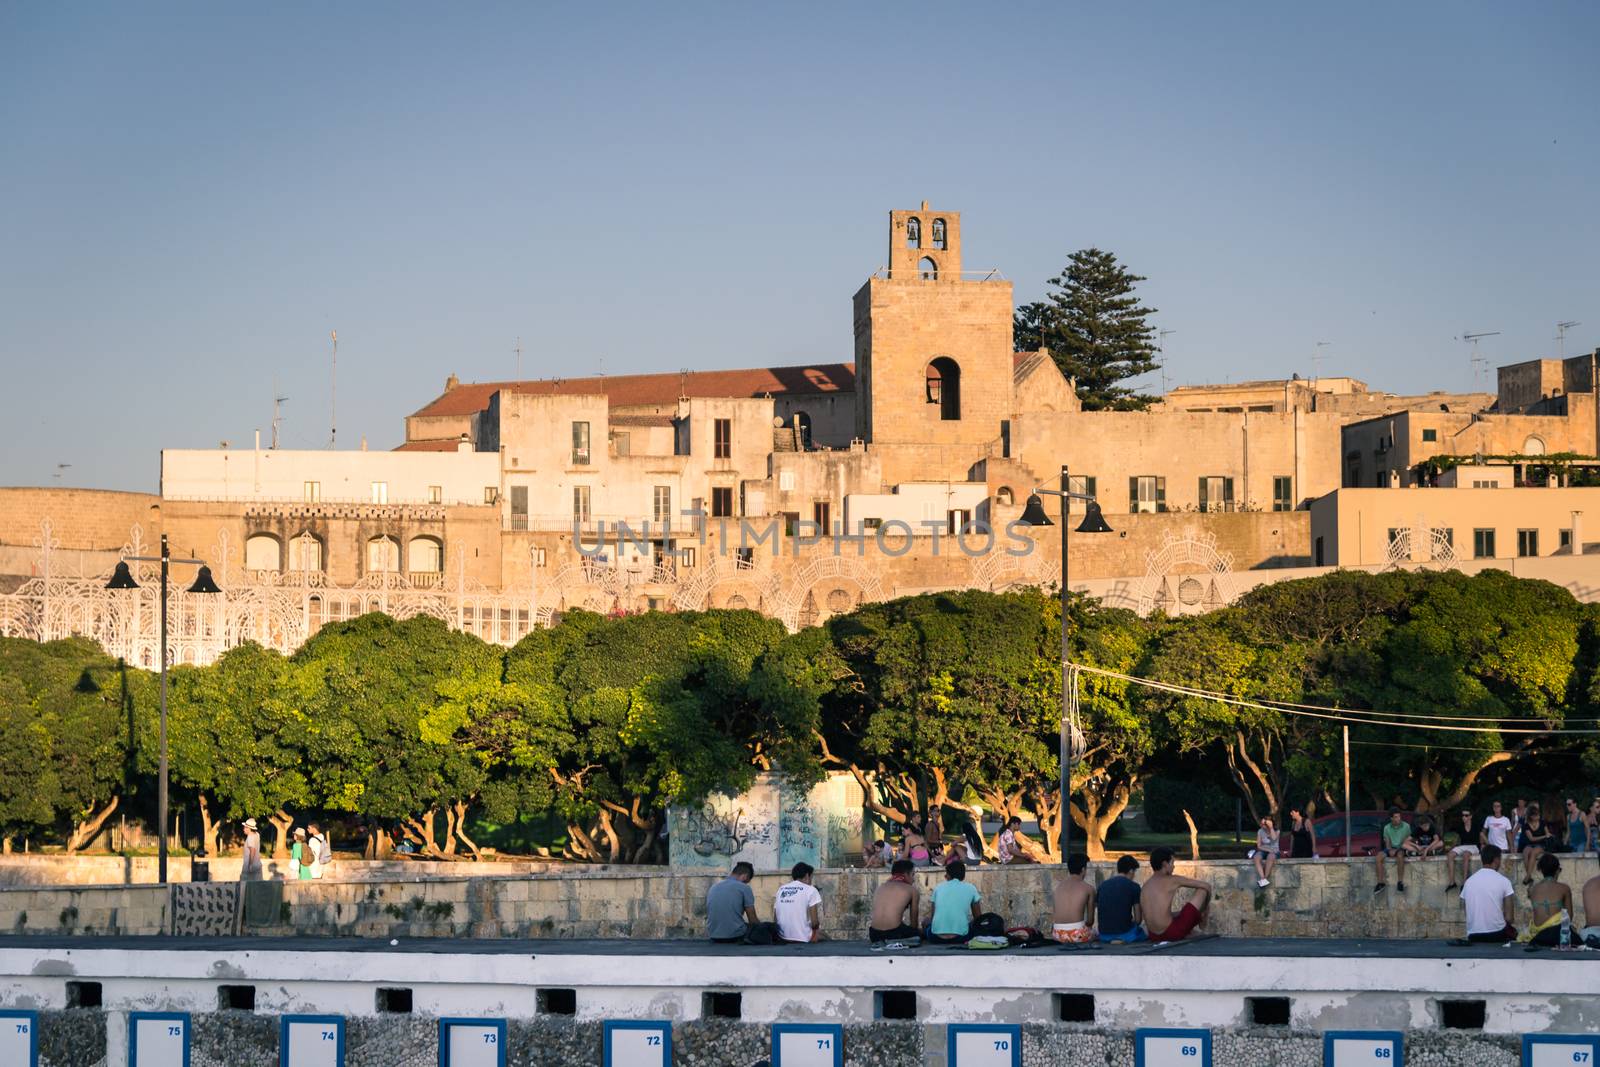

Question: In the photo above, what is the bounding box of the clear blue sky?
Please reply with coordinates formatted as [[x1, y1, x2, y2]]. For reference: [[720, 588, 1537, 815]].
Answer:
[[3, 3, 1596, 492]]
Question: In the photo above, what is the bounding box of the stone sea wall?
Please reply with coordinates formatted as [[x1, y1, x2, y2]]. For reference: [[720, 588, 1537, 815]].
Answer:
[[19, 1011, 1528, 1067], [0, 854, 1594, 941]]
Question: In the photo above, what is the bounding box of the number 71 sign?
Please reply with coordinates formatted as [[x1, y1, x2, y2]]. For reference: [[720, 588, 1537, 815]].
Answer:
[[772, 1023, 843, 1066]]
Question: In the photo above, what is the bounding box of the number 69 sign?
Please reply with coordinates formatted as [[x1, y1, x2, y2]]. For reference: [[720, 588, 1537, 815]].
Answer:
[[1135, 1027, 1212, 1067]]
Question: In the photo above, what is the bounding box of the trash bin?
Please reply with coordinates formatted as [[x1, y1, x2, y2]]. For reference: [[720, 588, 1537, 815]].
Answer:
[[191, 850, 210, 883]]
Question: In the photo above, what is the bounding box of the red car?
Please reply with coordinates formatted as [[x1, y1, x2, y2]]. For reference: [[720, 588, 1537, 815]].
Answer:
[[1283, 810, 1436, 859]]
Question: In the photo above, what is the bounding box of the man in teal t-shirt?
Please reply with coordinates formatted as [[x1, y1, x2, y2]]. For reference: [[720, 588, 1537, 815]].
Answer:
[[1374, 809, 1413, 895], [928, 860, 982, 942]]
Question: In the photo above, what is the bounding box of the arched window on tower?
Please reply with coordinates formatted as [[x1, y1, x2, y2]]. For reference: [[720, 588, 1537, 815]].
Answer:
[[931, 218, 947, 250], [408, 536, 443, 574], [244, 533, 282, 572], [366, 535, 400, 573], [925, 357, 962, 420], [918, 256, 938, 280], [906, 217, 921, 249]]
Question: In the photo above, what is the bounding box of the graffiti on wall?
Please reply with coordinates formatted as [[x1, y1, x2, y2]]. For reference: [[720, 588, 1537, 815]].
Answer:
[[668, 773, 861, 871]]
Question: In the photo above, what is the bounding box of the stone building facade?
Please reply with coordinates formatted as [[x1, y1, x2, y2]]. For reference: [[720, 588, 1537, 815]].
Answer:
[[7, 204, 1596, 661]]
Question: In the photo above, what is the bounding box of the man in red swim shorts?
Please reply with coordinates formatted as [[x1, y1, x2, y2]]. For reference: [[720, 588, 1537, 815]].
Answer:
[[1140, 847, 1212, 942]]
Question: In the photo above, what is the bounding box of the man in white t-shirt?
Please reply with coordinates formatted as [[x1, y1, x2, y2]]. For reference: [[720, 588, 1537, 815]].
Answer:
[[1482, 801, 1513, 853], [774, 862, 823, 943], [1460, 843, 1516, 943]]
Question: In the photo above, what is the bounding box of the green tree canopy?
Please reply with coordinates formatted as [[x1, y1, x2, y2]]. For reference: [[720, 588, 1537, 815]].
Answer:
[[1014, 247, 1160, 410]]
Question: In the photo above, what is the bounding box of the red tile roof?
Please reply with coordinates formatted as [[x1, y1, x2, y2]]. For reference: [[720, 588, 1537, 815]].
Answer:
[[409, 363, 857, 420]]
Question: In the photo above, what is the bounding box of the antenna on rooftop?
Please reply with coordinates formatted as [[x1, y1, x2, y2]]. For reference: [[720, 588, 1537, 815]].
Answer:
[[514, 336, 523, 379], [1556, 321, 1580, 360], [1156, 330, 1176, 393], [1457, 331, 1500, 390], [1312, 341, 1332, 385], [329, 329, 338, 449], [271, 387, 289, 449]]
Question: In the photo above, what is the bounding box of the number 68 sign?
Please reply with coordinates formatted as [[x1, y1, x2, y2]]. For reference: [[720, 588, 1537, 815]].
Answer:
[[1136, 1028, 1212, 1067]]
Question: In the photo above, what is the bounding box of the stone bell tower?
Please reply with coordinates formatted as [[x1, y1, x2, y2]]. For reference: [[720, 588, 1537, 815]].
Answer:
[[853, 203, 1015, 479]]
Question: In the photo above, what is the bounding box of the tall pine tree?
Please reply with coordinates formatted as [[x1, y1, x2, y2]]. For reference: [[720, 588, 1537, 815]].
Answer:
[[1014, 248, 1160, 410]]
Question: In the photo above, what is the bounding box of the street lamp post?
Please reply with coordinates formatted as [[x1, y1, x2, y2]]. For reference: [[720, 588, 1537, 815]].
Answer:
[[107, 534, 221, 884], [1017, 464, 1114, 863]]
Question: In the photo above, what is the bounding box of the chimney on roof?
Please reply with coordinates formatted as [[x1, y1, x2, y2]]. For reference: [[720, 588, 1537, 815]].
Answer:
[[446, 373, 460, 391], [457, 432, 471, 454]]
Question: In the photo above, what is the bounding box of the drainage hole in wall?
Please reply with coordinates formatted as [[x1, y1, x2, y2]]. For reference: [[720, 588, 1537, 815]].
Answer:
[[1056, 992, 1096, 1022], [218, 985, 256, 1011], [703, 991, 742, 1019], [376, 987, 413, 1014], [538, 988, 577, 1015], [66, 981, 102, 1009], [1248, 996, 1291, 1026], [875, 989, 917, 1020], [1440, 999, 1486, 1030]]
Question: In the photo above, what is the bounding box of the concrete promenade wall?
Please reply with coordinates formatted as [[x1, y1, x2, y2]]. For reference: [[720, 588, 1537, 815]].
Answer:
[[8, 1012, 1534, 1067], [0, 854, 564, 887], [2, 855, 1595, 941]]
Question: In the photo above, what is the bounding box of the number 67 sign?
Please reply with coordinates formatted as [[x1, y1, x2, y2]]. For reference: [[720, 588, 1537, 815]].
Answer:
[[947, 1023, 1021, 1067], [1136, 1027, 1212, 1067], [1524, 1035, 1600, 1067]]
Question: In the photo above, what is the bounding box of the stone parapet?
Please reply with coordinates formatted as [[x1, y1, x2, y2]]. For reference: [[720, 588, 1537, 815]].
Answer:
[[3, 854, 1593, 942]]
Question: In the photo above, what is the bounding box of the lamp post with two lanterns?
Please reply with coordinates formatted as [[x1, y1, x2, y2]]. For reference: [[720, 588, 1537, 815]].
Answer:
[[106, 534, 221, 884], [1015, 464, 1115, 863]]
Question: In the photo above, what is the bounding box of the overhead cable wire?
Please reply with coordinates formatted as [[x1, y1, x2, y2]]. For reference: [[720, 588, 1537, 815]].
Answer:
[[1072, 663, 1600, 736]]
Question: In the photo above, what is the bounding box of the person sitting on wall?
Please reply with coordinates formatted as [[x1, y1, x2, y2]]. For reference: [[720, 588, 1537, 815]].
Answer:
[[925, 860, 985, 943], [868, 859, 921, 942], [996, 816, 1039, 865], [1288, 809, 1315, 859], [1411, 813, 1443, 860], [1445, 808, 1480, 891], [1096, 855, 1147, 943], [706, 861, 762, 943], [1460, 843, 1517, 943], [1252, 815, 1279, 888], [1521, 853, 1574, 946], [774, 862, 825, 943], [1141, 847, 1211, 943], [1519, 808, 1554, 886], [1582, 866, 1600, 947], [902, 821, 932, 866], [862, 840, 888, 868], [1051, 854, 1097, 943], [1373, 808, 1412, 895]]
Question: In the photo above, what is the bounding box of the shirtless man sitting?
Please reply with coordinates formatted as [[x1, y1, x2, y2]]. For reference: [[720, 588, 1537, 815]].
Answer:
[[868, 859, 921, 942], [1051, 854, 1096, 943], [1582, 867, 1600, 948], [1140, 847, 1212, 943]]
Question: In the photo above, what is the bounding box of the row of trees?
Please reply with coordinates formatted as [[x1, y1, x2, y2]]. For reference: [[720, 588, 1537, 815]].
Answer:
[[1, 569, 1596, 861]]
